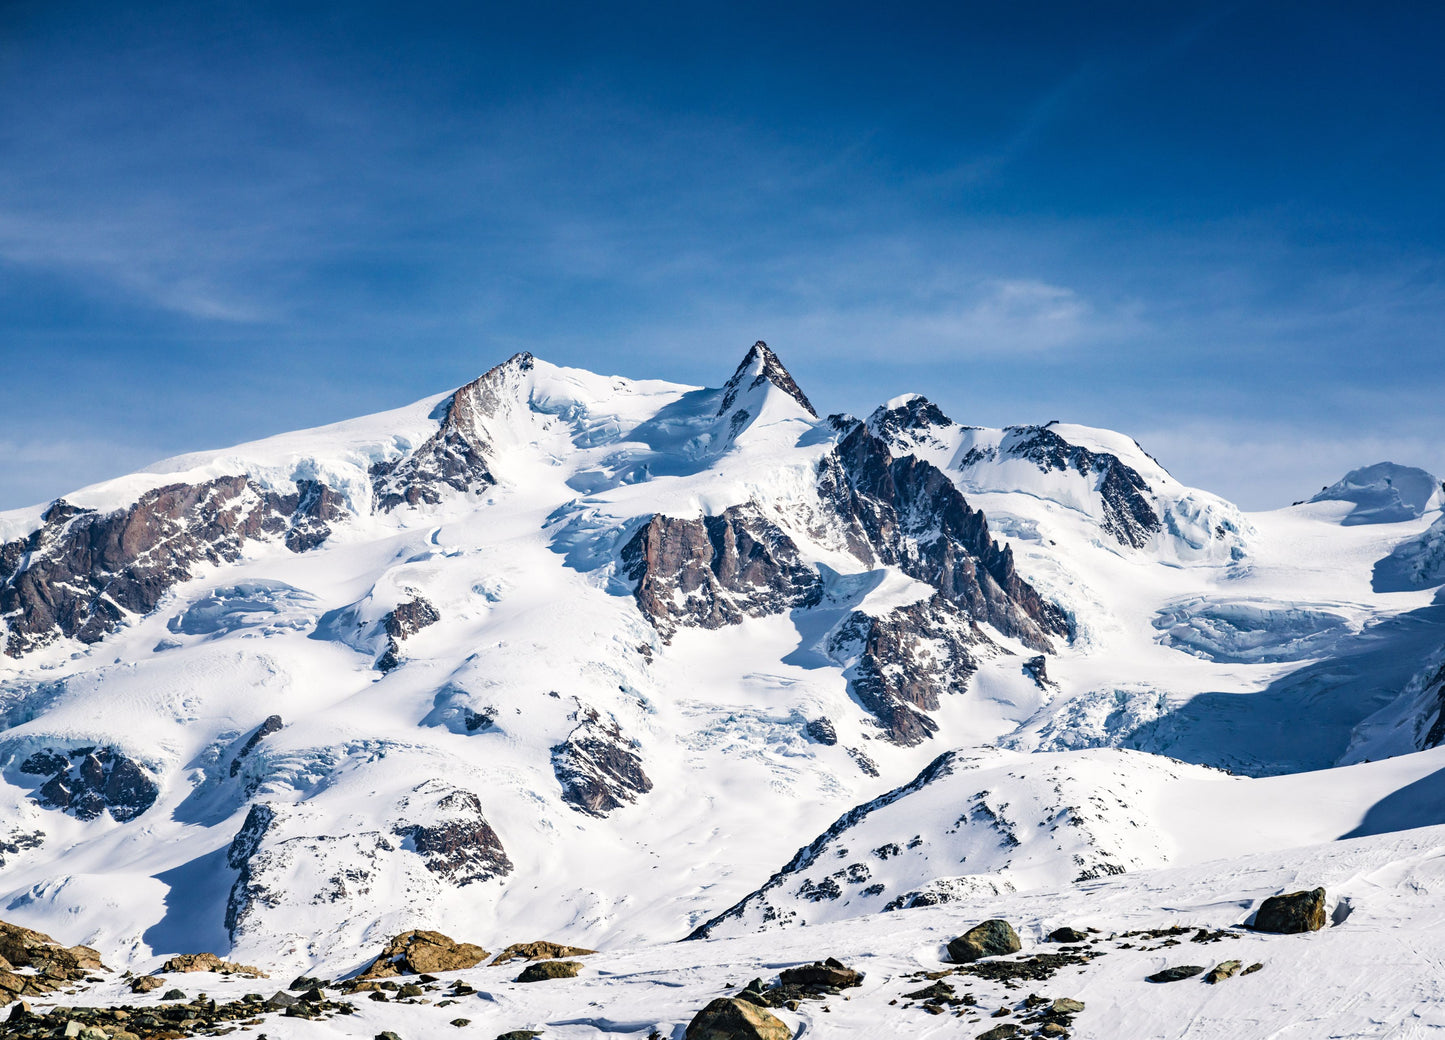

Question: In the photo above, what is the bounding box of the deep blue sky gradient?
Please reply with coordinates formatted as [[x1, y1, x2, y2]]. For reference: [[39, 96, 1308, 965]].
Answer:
[[1, 1, 1442, 509]]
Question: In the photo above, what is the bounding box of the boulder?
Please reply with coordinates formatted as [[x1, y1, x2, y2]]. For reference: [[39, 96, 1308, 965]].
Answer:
[[1204, 960, 1242, 984], [1050, 997, 1085, 1013], [777, 958, 863, 990], [515, 961, 581, 983], [1146, 965, 1206, 983], [1252, 888, 1326, 934], [684, 997, 791, 1040], [947, 920, 1022, 963], [359, 930, 490, 979], [975, 1026, 1019, 1040], [129, 975, 164, 993], [159, 952, 267, 976], [1047, 927, 1088, 944], [494, 1032, 543, 1040], [491, 941, 596, 964]]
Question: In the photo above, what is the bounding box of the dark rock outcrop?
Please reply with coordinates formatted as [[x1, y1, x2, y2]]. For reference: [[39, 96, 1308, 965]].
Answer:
[[828, 595, 983, 745], [393, 788, 513, 886], [357, 931, 490, 979], [229, 715, 283, 777], [716, 342, 816, 418], [803, 717, 837, 745], [29, 746, 159, 822], [224, 803, 279, 938], [371, 353, 532, 511], [1047, 927, 1088, 944], [778, 958, 863, 990], [0, 476, 345, 657], [1146, 965, 1207, 983], [946, 919, 1022, 963], [622, 505, 822, 640], [824, 422, 1068, 651], [551, 709, 652, 816], [1252, 888, 1327, 934], [376, 598, 441, 672], [684, 997, 791, 1040]]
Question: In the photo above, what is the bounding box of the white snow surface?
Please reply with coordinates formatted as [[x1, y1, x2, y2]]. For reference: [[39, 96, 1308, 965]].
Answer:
[[1, 349, 1444, 1037]]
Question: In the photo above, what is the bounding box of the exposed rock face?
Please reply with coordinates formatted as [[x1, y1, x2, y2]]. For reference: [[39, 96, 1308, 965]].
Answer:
[[717, 341, 816, 418], [514, 960, 581, 983], [230, 715, 283, 777], [491, 941, 597, 964], [803, 717, 837, 745], [376, 597, 441, 672], [358, 930, 491, 979], [158, 953, 267, 977], [946, 919, 1022, 963], [827, 595, 984, 745], [0, 920, 107, 1005], [24, 746, 159, 822], [371, 353, 533, 511], [622, 505, 823, 640], [1419, 663, 1445, 748], [392, 785, 513, 886], [551, 709, 652, 816], [684, 997, 791, 1040], [0, 477, 345, 657], [0, 829, 44, 869], [224, 803, 278, 938], [824, 422, 1068, 651], [1252, 888, 1327, 933], [963, 423, 1163, 549]]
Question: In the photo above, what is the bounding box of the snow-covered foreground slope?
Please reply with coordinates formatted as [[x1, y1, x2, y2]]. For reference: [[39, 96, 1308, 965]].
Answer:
[[1, 342, 1444, 1037]]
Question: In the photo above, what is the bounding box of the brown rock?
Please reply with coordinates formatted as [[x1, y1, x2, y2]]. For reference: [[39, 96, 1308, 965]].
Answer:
[[515, 960, 581, 983], [130, 975, 165, 993], [684, 997, 791, 1040], [159, 953, 267, 976], [359, 931, 490, 979], [1204, 960, 1242, 984], [948, 920, 1022, 963], [777, 959, 863, 990], [491, 941, 597, 965]]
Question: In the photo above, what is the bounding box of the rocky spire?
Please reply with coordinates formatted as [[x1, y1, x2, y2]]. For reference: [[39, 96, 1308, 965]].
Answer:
[[716, 341, 817, 418]]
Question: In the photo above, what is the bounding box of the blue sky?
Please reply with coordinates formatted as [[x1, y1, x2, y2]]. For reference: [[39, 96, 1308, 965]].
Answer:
[[1, 0, 1442, 510]]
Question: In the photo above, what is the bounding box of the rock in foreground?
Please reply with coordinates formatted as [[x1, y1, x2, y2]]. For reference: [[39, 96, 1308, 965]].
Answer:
[[358, 931, 489, 979], [1252, 888, 1326, 934], [947, 919, 1022, 963], [685, 997, 791, 1040]]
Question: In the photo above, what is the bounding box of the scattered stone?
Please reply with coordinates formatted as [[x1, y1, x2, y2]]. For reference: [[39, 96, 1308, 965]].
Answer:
[[449, 1019, 471, 1027], [948, 920, 1022, 963], [954, 952, 1090, 984], [376, 1032, 403, 1040], [494, 1033, 542, 1040], [1051, 997, 1085, 1014], [161, 989, 187, 1001], [1204, 960, 1242, 984], [266, 992, 298, 1008], [1242, 962, 1264, 976], [975, 1026, 1019, 1040], [684, 997, 791, 1040], [159, 953, 267, 977], [1146, 965, 1206, 983], [129, 976, 164, 994], [1047, 927, 1088, 944], [490, 941, 597, 964], [515, 961, 581, 983], [1252, 888, 1327, 934], [290, 975, 326, 990], [0, 920, 109, 1005], [357, 931, 490, 980]]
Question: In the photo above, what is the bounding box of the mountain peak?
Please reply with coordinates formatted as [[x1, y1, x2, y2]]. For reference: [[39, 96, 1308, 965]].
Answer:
[[717, 341, 816, 418]]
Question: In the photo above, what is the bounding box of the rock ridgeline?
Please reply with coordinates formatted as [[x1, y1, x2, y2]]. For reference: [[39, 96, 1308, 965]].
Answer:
[[376, 598, 441, 672], [716, 341, 817, 419], [0, 478, 346, 658], [370, 353, 533, 512]]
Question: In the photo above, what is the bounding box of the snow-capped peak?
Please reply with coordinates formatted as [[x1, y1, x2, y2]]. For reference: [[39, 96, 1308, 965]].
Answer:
[[1309, 462, 1444, 525], [717, 340, 817, 418]]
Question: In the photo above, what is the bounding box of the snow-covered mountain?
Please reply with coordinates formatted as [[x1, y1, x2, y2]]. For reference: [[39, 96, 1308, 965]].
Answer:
[[1, 342, 1444, 1039]]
